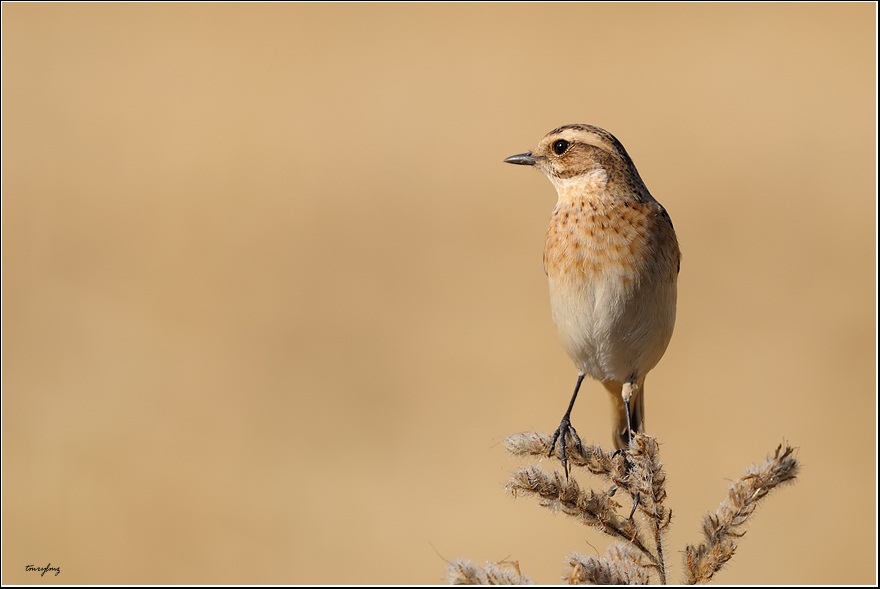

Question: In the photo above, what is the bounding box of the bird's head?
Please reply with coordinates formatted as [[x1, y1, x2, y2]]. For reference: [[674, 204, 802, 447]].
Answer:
[[504, 124, 644, 196]]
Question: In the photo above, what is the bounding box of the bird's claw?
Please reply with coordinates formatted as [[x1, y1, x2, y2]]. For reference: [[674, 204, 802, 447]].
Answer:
[[611, 447, 640, 520], [628, 490, 641, 520], [548, 417, 583, 476]]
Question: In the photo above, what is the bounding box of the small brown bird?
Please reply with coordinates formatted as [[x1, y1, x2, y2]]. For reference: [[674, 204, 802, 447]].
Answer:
[[504, 124, 680, 471]]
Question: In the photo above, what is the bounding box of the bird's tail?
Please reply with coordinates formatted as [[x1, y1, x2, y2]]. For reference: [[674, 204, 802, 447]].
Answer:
[[604, 380, 645, 450]]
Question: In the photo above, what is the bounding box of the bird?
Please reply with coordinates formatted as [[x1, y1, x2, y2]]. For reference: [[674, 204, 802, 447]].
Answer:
[[504, 124, 680, 472]]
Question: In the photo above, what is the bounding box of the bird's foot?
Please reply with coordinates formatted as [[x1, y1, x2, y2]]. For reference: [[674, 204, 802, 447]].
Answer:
[[628, 490, 641, 520], [548, 416, 584, 476], [611, 443, 641, 520]]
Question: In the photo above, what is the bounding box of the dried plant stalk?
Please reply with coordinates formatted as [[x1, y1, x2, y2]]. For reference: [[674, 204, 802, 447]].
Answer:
[[566, 545, 651, 585], [446, 558, 532, 585], [505, 432, 624, 481], [683, 444, 799, 584], [506, 465, 655, 562], [448, 433, 798, 585], [628, 434, 671, 583]]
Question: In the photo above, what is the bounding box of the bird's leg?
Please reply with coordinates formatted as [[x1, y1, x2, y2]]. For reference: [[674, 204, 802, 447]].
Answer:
[[548, 373, 586, 476], [610, 381, 638, 458], [621, 380, 640, 519], [622, 381, 637, 448]]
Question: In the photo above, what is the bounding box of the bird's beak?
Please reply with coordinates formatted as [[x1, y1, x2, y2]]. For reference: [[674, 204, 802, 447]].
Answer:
[[503, 151, 538, 166]]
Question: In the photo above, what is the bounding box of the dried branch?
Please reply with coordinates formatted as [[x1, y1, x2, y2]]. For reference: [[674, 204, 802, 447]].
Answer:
[[505, 432, 625, 483], [628, 434, 671, 583], [683, 443, 799, 584], [506, 465, 655, 562], [446, 558, 533, 585], [449, 434, 798, 585], [566, 545, 651, 585]]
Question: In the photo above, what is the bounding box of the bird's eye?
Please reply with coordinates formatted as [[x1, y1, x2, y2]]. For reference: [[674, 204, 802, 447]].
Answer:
[[552, 139, 570, 155]]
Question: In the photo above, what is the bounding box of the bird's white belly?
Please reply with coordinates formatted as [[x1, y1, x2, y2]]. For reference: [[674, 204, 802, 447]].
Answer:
[[548, 274, 676, 383]]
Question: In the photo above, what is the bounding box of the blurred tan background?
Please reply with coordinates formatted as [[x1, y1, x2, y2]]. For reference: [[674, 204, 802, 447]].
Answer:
[[2, 3, 876, 585]]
